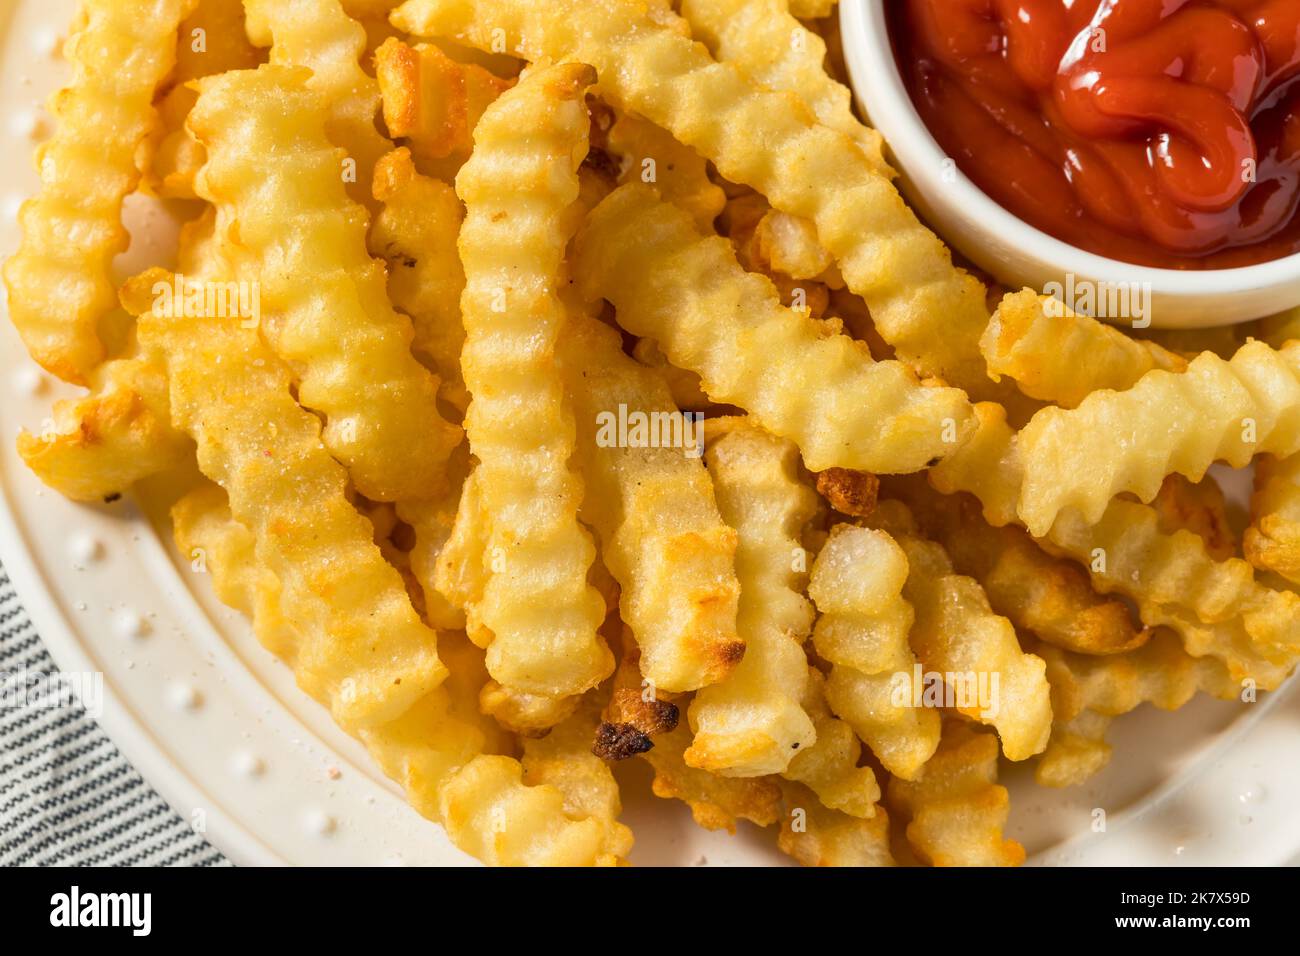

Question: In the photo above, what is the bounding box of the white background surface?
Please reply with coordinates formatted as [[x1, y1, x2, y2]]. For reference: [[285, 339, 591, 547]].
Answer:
[[1, 0, 1297, 866]]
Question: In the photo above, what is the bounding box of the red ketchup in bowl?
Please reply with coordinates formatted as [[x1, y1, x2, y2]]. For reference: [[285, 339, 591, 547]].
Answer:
[[890, 0, 1300, 268]]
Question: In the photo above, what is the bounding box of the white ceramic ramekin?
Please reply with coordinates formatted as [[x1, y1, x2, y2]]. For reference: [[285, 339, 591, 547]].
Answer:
[[839, 0, 1300, 329]]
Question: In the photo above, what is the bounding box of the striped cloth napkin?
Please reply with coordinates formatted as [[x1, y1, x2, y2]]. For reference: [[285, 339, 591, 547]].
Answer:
[[0, 560, 228, 866]]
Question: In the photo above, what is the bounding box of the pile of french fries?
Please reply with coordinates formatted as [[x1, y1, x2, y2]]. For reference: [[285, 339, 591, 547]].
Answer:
[[6, 0, 1300, 866]]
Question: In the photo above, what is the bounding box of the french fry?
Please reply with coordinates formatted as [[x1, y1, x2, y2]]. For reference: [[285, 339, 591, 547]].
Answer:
[[573, 183, 974, 474], [395, 444, 471, 631], [172, 482, 297, 663], [560, 315, 743, 693], [777, 782, 894, 868], [146, 0, 261, 199], [373, 37, 513, 182], [1246, 453, 1300, 584], [1016, 340, 1300, 536], [781, 669, 881, 818], [244, 0, 393, 209], [392, 0, 1026, 409], [981, 289, 1186, 408], [520, 691, 635, 858], [869, 500, 1053, 762], [644, 723, 783, 832], [189, 65, 460, 503], [16, 207, 222, 501], [807, 522, 941, 780], [882, 477, 1150, 656], [17, 356, 192, 502], [886, 721, 1026, 867], [369, 147, 470, 413], [456, 61, 612, 699], [682, 419, 817, 775], [135, 259, 445, 729], [1151, 474, 1236, 563], [1034, 630, 1240, 788], [3, 0, 195, 384], [931, 402, 1300, 688], [815, 468, 879, 518], [434, 467, 490, 628], [606, 109, 725, 232], [680, 0, 888, 172]]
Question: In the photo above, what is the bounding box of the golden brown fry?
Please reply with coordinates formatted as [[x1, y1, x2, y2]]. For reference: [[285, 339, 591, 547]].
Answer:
[[781, 669, 881, 818], [882, 477, 1149, 656], [374, 36, 513, 181], [815, 468, 879, 518], [1016, 340, 1300, 536], [574, 183, 974, 474], [4, 0, 195, 383], [644, 724, 783, 832], [369, 147, 470, 413], [457, 61, 612, 699], [808, 522, 941, 779], [777, 782, 894, 868], [887, 721, 1026, 867], [561, 315, 743, 693], [1245, 453, 1300, 584], [981, 289, 1186, 408], [245, 0, 393, 209], [684, 419, 817, 775], [190, 65, 460, 503]]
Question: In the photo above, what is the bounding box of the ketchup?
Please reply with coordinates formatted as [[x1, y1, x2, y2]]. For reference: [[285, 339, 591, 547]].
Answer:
[[890, 0, 1300, 268]]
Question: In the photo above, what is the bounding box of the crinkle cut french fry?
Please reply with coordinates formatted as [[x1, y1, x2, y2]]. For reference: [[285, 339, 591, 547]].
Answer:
[[1016, 340, 1300, 537], [869, 500, 1053, 762], [560, 315, 743, 693], [606, 109, 725, 233], [171, 482, 297, 663], [189, 65, 460, 503], [882, 477, 1149, 656], [374, 37, 513, 181], [886, 721, 1026, 867], [244, 0, 392, 209], [644, 723, 783, 833], [135, 263, 445, 729], [781, 669, 881, 818], [147, 0, 262, 199], [680, 0, 888, 173], [682, 418, 816, 775], [17, 355, 192, 502], [456, 61, 612, 699], [1033, 630, 1240, 788], [930, 402, 1300, 689], [573, 184, 974, 474], [392, 0, 1029, 411], [1151, 474, 1236, 563], [16, 208, 223, 502], [369, 147, 471, 413], [808, 523, 941, 779], [520, 691, 634, 858], [981, 289, 1186, 409], [777, 782, 894, 868], [3, 0, 195, 384], [1246, 453, 1300, 584]]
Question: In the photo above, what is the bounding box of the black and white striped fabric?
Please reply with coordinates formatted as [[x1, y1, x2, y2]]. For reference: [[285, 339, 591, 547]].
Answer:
[[0, 561, 229, 866]]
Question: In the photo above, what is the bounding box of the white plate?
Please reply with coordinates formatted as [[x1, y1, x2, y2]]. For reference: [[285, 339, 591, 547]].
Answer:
[[1, 0, 1298, 867]]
